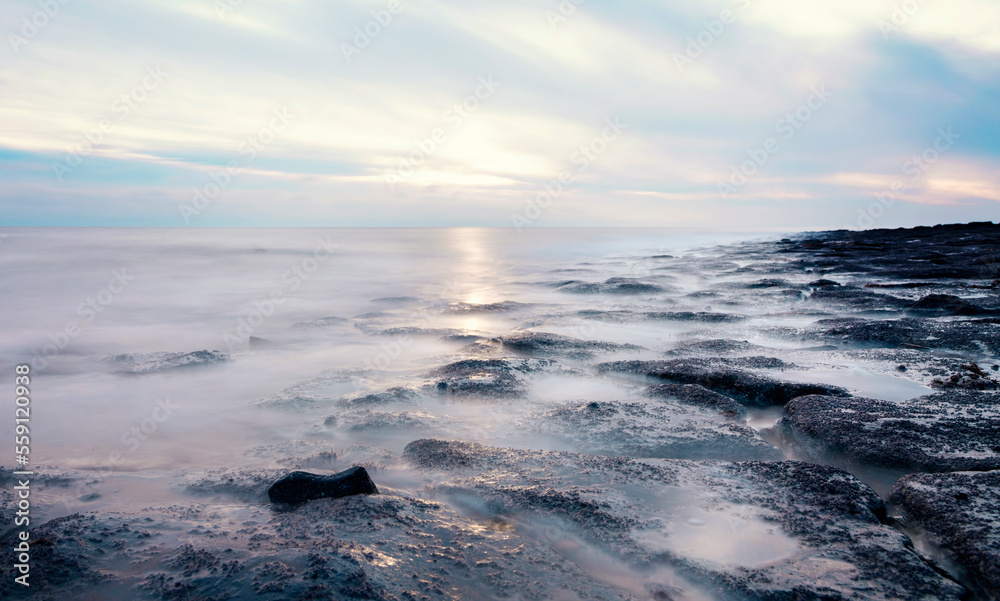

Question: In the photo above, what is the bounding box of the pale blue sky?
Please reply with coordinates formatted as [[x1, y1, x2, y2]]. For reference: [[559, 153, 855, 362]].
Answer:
[[0, 0, 997, 227]]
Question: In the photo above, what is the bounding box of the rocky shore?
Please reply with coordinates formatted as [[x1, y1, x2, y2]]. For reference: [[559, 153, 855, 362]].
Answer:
[[3, 222, 998, 600]]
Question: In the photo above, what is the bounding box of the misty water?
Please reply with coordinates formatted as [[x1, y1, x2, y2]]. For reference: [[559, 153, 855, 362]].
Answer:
[[0, 228, 943, 599]]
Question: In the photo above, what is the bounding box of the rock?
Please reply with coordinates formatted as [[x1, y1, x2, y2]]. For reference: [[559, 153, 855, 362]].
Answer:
[[402, 440, 965, 600], [527, 399, 781, 461], [427, 358, 553, 398], [444, 301, 531, 313], [581, 310, 747, 323], [890, 470, 1000, 599], [492, 331, 643, 357], [665, 339, 773, 357], [931, 362, 1000, 391], [807, 285, 912, 312], [780, 392, 1000, 472], [339, 387, 420, 407], [644, 382, 748, 418], [907, 294, 994, 317], [599, 358, 848, 407], [292, 316, 348, 328], [808, 279, 841, 287], [779, 222, 1000, 281], [267, 467, 379, 504], [106, 350, 230, 374], [557, 277, 667, 294]]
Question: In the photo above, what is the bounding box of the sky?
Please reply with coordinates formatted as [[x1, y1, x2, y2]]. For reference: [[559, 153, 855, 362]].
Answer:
[[0, 0, 998, 229]]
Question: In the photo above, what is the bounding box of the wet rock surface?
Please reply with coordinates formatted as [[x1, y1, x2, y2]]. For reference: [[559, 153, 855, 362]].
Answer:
[[599, 358, 848, 407], [890, 470, 1000, 599], [780, 392, 1000, 472], [427, 358, 555, 398], [492, 331, 643, 357], [402, 440, 965, 600], [527, 399, 782, 461]]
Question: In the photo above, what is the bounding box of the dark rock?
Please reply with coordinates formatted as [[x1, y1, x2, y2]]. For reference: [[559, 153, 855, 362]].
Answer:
[[644, 383, 748, 418], [907, 294, 994, 317], [107, 350, 230, 374], [339, 387, 420, 407], [581, 310, 746, 323], [931, 362, 1000, 391], [891, 470, 1000, 599], [664, 339, 772, 357], [599, 358, 848, 407], [808, 279, 841, 287], [779, 222, 1000, 280], [557, 277, 667, 294], [292, 316, 348, 328], [492, 331, 642, 357], [444, 301, 531, 313], [267, 468, 379, 504], [427, 358, 553, 398], [780, 392, 1000, 472]]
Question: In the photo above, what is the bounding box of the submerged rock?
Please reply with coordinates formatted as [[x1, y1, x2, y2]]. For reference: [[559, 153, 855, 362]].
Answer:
[[780, 392, 1000, 472], [557, 277, 667, 294], [427, 358, 553, 398], [106, 350, 230, 374], [528, 399, 781, 461], [599, 358, 848, 407], [492, 331, 643, 357], [402, 439, 965, 600], [890, 470, 1000, 599], [268, 467, 379, 504]]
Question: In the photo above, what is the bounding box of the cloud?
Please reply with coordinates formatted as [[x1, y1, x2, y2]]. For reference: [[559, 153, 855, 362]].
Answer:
[[0, 0, 997, 226]]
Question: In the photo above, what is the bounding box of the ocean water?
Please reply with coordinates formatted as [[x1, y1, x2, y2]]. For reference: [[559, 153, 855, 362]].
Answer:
[[1, 228, 768, 487]]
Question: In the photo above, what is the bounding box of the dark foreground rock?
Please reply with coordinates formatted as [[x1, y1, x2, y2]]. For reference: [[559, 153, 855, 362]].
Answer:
[[268, 467, 379, 504], [403, 439, 965, 600], [781, 392, 1000, 472], [0, 493, 638, 601], [891, 470, 1000, 600], [599, 358, 848, 407]]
